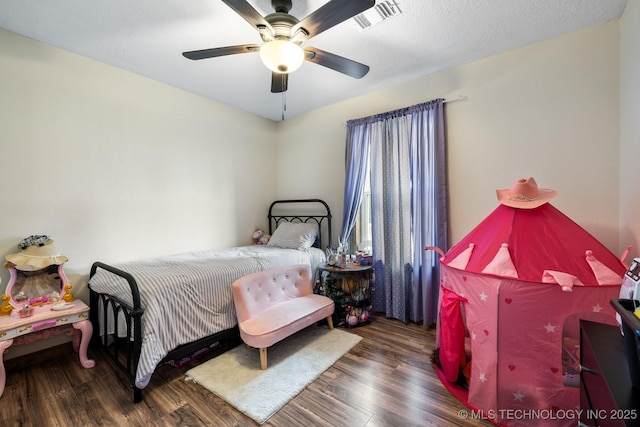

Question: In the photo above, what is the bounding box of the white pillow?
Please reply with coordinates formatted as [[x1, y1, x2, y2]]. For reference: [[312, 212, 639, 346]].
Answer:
[[267, 222, 319, 250]]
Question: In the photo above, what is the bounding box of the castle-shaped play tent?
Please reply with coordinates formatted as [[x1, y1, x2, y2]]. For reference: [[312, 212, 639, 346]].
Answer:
[[432, 178, 626, 427]]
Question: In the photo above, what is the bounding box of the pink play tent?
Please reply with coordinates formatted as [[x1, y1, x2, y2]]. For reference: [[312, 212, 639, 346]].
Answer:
[[432, 178, 626, 427]]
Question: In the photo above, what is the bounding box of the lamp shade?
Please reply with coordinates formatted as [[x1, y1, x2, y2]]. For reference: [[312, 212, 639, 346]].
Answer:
[[259, 40, 304, 74]]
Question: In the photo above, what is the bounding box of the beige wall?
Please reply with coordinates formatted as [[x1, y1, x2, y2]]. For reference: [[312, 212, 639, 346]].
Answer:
[[0, 13, 632, 357], [277, 21, 622, 254], [620, 1, 640, 256], [0, 29, 278, 301], [1, 19, 627, 286]]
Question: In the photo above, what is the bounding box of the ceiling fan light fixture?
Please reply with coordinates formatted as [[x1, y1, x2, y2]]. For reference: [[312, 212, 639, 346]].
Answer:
[[259, 40, 304, 74]]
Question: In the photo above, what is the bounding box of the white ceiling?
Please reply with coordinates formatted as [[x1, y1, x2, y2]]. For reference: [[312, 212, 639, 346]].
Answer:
[[0, 0, 628, 122]]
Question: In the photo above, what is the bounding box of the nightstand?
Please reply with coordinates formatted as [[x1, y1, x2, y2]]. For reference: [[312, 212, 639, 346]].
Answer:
[[318, 264, 373, 327]]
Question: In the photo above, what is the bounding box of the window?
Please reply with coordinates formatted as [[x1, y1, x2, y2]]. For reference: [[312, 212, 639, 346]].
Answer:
[[348, 163, 372, 255]]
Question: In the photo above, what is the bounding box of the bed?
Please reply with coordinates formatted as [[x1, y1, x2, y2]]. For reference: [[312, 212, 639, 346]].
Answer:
[[88, 199, 332, 403]]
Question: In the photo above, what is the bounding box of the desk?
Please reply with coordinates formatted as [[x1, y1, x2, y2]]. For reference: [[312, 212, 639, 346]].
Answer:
[[0, 299, 94, 397], [319, 264, 373, 327], [580, 320, 640, 426]]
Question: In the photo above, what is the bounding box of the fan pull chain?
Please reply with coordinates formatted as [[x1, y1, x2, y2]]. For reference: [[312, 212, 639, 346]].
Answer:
[[282, 92, 285, 121], [281, 74, 287, 121]]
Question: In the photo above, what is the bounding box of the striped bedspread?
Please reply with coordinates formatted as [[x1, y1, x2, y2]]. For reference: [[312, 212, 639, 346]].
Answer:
[[89, 245, 326, 388]]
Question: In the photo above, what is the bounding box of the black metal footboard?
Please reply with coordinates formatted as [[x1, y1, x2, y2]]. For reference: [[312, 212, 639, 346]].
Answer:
[[89, 262, 145, 403], [88, 261, 241, 404]]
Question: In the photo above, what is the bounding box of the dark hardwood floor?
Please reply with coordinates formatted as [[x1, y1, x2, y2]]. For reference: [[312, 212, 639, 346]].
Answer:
[[0, 317, 492, 427]]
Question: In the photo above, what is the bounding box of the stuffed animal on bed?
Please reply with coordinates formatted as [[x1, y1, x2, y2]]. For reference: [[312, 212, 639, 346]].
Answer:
[[252, 229, 271, 245]]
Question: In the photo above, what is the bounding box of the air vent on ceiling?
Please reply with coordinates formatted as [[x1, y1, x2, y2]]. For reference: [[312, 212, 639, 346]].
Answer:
[[353, 1, 402, 30]]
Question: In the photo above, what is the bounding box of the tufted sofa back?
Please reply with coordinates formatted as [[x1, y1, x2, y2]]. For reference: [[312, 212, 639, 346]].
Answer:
[[232, 264, 313, 323]]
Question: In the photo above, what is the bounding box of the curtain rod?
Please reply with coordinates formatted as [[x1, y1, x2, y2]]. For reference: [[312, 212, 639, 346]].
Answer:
[[341, 95, 466, 127], [444, 94, 466, 103]]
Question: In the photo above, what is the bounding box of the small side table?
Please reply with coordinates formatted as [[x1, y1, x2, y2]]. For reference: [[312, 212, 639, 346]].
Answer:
[[0, 299, 95, 397], [318, 264, 373, 327]]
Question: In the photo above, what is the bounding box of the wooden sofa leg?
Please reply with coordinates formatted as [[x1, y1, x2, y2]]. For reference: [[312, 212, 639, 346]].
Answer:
[[327, 315, 334, 330], [260, 348, 267, 370]]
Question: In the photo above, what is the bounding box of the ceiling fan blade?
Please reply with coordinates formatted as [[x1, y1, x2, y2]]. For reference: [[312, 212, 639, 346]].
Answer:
[[271, 72, 289, 93], [292, 0, 375, 40], [222, 0, 274, 34], [304, 47, 369, 79], [182, 44, 260, 60]]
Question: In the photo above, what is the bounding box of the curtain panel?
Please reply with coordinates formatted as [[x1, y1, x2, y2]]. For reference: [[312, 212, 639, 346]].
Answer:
[[339, 121, 372, 247], [341, 99, 447, 325]]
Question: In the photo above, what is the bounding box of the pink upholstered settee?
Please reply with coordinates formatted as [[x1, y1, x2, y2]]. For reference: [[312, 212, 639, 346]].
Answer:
[[231, 264, 335, 369]]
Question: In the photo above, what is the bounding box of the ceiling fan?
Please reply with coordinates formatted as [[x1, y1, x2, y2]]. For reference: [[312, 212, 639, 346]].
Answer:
[[182, 0, 375, 93]]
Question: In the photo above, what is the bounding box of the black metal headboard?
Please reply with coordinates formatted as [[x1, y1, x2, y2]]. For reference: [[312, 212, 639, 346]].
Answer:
[[268, 199, 332, 250]]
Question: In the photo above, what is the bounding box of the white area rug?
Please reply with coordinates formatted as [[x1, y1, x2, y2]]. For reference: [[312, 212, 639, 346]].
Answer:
[[185, 326, 362, 424]]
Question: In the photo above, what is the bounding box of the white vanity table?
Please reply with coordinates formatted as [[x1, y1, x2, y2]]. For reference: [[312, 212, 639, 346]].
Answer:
[[0, 263, 94, 397]]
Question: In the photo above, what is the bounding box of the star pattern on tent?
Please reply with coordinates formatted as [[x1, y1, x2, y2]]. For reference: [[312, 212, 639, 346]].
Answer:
[[479, 372, 487, 383], [471, 331, 477, 340], [513, 391, 524, 402], [544, 322, 556, 333], [479, 291, 488, 302], [592, 304, 602, 312]]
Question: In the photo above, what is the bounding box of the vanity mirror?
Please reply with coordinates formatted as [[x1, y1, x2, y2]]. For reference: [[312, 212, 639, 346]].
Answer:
[[5, 264, 66, 306], [3, 236, 69, 307]]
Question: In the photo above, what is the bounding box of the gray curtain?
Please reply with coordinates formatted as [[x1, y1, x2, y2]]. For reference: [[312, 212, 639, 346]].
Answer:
[[339, 121, 371, 247], [409, 100, 447, 325], [343, 99, 446, 325]]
